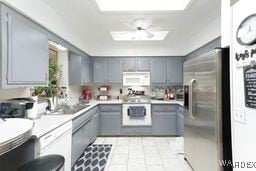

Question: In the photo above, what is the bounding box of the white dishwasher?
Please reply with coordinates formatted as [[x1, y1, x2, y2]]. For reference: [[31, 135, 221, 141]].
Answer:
[[35, 121, 72, 171]]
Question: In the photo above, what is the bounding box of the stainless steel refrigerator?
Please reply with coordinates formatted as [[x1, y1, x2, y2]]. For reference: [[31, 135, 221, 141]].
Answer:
[[183, 48, 232, 171]]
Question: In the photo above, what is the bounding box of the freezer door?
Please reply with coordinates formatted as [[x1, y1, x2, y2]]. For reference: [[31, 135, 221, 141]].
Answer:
[[183, 58, 196, 170], [193, 49, 222, 171]]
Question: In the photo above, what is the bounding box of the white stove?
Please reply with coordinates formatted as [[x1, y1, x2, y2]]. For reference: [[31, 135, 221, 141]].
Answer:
[[122, 95, 151, 126]]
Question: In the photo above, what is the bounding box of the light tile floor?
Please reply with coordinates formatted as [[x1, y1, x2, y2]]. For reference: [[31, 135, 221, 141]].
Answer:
[[93, 137, 193, 171]]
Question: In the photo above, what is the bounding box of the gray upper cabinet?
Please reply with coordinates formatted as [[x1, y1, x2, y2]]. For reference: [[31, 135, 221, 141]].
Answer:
[[136, 58, 151, 71], [81, 55, 91, 84], [69, 53, 82, 85], [150, 58, 167, 84], [122, 58, 136, 71], [1, 5, 49, 88], [167, 57, 183, 84], [69, 53, 91, 85], [92, 57, 107, 84], [107, 58, 123, 84]]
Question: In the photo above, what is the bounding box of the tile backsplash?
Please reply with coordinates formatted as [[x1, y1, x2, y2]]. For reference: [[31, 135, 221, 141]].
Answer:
[[0, 88, 30, 100]]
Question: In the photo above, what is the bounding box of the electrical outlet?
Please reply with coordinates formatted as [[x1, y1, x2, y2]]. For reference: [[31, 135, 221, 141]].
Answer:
[[234, 108, 246, 124]]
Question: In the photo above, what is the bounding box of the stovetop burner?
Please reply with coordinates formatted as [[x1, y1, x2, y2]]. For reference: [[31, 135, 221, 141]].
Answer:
[[124, 95, 151, 103]]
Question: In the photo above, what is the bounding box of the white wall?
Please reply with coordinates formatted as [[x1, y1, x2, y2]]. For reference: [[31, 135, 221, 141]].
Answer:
[[182, 17, 221, 55], [58, 50, 69, 87], [231, 0, 256, 170], [221, 0, 231, 47]]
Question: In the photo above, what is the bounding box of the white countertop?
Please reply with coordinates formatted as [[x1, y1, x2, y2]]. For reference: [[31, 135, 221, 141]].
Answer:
[[32, 99, 183, 138]]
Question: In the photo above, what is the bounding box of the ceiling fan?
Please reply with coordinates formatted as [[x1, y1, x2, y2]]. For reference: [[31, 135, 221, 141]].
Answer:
[[122, 18, 156, 39]]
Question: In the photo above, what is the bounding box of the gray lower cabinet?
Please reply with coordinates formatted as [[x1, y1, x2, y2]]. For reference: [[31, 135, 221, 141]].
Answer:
[[167, 57, 183, 84], [72, 118, 92, 165], [1, 4, 49, 88], [107, 58, 123, 84], [100, 112, 121, 135], [177, 106, 184, 136], [151, 58, 167, 84], [100, 105, 121, 135], [71, 107, 99, 165], [92, 57, 107, 84], [91, 113, 99, 142], [152, 104, 178, 135], [121, 127, 152, 135], [152, 112, 177, 135]]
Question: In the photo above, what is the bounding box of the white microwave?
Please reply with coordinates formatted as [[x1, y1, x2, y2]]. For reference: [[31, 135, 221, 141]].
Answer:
[[123, 72, 150, 86]]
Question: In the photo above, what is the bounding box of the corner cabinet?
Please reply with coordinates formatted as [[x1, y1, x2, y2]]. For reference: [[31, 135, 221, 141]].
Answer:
[[167, 57, 183, 84], [69, 52, 91, 85], [0, 4, 49, 88]]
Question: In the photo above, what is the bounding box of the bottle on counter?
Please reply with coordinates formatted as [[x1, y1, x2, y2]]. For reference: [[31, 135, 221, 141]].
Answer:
[[164, 89, 168, 100]]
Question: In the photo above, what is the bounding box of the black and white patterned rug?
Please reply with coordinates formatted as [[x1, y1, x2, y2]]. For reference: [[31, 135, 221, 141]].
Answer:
[[72, 144, 112, 171]]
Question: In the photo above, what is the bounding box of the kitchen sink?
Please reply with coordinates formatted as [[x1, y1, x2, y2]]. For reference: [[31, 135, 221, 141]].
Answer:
[[48, 104, 90, 115]]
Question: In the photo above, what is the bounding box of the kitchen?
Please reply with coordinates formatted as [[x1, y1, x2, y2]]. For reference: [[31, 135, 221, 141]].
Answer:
[[0, 0, 255, 171]]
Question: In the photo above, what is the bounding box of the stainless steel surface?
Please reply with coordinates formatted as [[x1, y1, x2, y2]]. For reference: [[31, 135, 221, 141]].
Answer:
[[184, 49, 223, 171], [124, 95, 151, 103], [48, 104, 90, 115], [189, 79, 196, 119], [183, 57, 196, 170]]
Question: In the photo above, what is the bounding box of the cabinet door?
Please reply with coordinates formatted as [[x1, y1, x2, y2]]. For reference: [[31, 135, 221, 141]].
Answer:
[[122, 58, 136, 71], [81, 55, 91, 84], [136, 58, 151, 71], [151, 58, 167, 84], [167, 57, 183, 84], [5, 10, 48, 85], [177, 113, 184, 136], [100, 112, 121, 135], [69, 53, 82, 85], [92, 57, 107, 84], [91, 113, 99, 142], [152, 112, 177, 135], [71, 119, 92, 165], [107, 58, 122, 84]]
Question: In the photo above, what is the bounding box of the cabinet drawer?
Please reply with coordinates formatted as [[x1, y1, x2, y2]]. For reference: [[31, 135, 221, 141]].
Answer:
[[121, 127, 152, 135], [72, 107, 97, 131], [152, 105, 177, 112], [100, 105, 121, 112]]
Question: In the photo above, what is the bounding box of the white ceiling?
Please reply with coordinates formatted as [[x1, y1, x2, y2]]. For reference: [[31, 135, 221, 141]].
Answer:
[[41, 0, 221, 56]]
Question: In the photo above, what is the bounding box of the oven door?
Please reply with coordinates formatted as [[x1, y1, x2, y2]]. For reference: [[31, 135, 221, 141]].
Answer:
[[122, 104, 151, 126]]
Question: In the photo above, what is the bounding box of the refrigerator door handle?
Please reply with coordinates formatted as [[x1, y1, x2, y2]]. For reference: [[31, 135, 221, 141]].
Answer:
[[189, 79, 196, 119]]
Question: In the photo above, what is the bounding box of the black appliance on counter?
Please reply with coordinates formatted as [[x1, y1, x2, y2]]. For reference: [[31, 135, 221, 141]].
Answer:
[[0, 98, 35, 118]]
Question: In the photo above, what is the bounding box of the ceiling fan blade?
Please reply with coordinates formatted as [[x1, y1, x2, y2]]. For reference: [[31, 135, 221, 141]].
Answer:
[[144, 30, 154, 38]]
